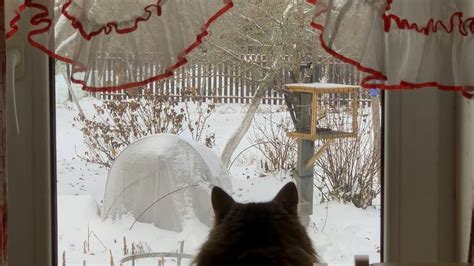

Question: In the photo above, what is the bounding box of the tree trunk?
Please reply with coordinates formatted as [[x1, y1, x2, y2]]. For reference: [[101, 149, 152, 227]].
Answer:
[[220, 72, 274, 167], [371, 95, 381, 184], [62, 69, 85, 116]]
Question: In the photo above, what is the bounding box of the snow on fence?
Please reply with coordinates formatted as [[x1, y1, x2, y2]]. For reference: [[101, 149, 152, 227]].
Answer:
[[91, 53, 373, 107]]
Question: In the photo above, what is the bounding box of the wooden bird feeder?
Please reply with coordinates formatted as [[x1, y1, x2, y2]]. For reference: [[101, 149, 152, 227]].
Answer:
[[283, 82, 360, 226], [284, 82, 360, 141], [284, 82, 359, 168]]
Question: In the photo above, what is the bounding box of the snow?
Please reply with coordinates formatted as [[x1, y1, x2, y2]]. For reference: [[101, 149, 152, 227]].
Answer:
[[284, 82, 360, 90], [56, 95, 380, 265], [55, 74, 88, 105]]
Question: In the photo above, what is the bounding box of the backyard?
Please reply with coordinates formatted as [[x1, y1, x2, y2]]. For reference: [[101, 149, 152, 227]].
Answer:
[[56, 68, 381, 265], [55, 2, 381, 265]]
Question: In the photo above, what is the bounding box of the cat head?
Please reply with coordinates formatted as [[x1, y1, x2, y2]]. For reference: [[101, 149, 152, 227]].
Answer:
[[194, 182, 319, 265], [211, 182, 299, 224]]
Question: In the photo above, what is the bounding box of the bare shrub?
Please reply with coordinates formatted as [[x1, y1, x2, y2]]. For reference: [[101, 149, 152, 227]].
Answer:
[[314, 108, 381, 209], [249, 113, 297, 173], [74, 88, 215, 168], [182, 87, 216, 147]]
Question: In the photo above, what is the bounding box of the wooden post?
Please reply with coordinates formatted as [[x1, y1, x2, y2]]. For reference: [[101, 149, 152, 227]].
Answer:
[[132, 243, 135, 266], [177, 241, 184, 266], [354, 255, 369, 266], [123, 237, 128, 255], [109, 250, 115, 266], [296, 93, 314, 227]]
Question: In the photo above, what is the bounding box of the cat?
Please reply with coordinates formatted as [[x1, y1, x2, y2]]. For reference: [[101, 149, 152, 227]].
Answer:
[[193, 182, 320, 266]]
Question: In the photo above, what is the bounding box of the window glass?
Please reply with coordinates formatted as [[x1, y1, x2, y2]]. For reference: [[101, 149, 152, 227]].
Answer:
[[55, 2, 381, 265]]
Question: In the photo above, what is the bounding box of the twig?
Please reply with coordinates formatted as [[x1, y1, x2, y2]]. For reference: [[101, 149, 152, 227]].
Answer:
[[129, 184, 200, 230], [228, 141, 297, 170]]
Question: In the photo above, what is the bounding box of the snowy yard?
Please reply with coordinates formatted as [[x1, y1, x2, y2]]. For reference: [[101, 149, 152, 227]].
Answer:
[[56, 88, 380, 265]]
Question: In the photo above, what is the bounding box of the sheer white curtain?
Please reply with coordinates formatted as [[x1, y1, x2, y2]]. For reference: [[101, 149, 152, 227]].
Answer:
[[6, 0, 233, 91], [6, 0, 473, 95], [308, 0, 474, 97]]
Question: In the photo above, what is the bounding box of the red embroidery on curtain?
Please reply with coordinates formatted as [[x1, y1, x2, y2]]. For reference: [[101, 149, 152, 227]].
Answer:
[[60, 0, 163, 40], [5, 0, 234, 92], [308, 0, 474, 98]]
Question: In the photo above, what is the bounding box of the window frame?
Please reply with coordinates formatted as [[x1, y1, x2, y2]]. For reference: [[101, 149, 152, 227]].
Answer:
[[6, 32, 54, 266], [384, 90, 458, 262], [6, 12, 470, 266]]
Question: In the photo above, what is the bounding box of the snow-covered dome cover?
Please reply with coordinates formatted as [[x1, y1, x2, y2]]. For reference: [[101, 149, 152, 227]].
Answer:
[[101, 134, 232, 232]]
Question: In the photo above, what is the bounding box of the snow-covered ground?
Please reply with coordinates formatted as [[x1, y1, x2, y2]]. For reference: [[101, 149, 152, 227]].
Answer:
[[56, 95, 380, 265]]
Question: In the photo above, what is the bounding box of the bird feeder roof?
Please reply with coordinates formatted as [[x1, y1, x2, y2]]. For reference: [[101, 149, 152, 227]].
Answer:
[[284, 83, 360, 93]]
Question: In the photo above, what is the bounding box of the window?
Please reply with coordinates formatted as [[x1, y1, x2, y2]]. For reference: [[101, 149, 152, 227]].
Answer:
[[9, 1, 472, 266], [54, 2, 382, 265], [54, 68, 382, 266]]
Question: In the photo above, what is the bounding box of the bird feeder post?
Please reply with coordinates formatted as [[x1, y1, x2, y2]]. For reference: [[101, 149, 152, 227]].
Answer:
[[296, 138, 315, 227], [295, 93, 314, 227], [284, 82, 360, 227]]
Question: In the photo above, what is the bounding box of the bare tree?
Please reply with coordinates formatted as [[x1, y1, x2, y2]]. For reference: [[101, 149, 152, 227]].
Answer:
[[186, 0, 321, 166]]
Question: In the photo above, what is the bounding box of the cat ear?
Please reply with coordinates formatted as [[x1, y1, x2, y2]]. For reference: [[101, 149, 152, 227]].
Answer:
[[272, 182, 299, 216], [211, 186, 235, 222]]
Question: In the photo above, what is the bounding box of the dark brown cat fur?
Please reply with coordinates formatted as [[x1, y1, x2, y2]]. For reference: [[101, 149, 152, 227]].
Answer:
[[193, 182, 320, 266]]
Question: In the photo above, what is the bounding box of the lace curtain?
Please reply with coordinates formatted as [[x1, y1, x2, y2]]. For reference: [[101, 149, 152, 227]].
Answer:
[[6, 0, 233, 92], [308, 0, 474, 97], [4, 0, 474, 93]]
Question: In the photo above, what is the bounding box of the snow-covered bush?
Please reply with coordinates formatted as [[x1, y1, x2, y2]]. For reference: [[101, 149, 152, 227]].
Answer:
[[74, 88, 215, 168]]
